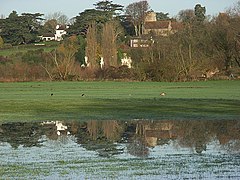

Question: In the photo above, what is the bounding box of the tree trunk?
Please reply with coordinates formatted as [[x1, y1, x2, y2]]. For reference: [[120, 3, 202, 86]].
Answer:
[[235, 57, 240, 67]]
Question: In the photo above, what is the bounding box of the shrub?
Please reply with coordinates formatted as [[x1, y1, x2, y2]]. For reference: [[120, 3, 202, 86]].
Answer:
[[2, 43, 12, 49], [22, 49, 44, 64], [99, 66, 138, 80], [0, 36, 4, 48], [0, 56, 10, 64]]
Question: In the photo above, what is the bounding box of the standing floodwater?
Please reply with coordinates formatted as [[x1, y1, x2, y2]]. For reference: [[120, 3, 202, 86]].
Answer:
[[0, 120, 240, 179]]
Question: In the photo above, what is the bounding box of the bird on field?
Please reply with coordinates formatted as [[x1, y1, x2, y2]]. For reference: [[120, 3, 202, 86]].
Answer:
[[81, 93, 85, 96], [160, 92, 166, 96], [50, 93, 53, 96]]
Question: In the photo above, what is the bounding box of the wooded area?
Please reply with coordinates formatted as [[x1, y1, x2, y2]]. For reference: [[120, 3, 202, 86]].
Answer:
[[0, 0, 240, 82]]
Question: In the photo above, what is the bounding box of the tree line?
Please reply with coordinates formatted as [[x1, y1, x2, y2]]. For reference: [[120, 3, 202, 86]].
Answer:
[[0, 0, 240, 81], [1, 120, 239, 155]]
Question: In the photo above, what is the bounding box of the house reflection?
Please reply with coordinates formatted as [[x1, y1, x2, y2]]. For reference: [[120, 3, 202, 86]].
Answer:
[[41, 121, 70, 140], [0, 120, 239, 156], [135, 120, 176, 147]]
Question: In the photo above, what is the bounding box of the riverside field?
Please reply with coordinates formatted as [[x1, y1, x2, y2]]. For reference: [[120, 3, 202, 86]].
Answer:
[[0, 80, 239, 122]]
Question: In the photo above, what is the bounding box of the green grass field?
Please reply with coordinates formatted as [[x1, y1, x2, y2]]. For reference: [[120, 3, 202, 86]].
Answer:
[[0, 80, 239, 122], [0, 42, 59, 56]]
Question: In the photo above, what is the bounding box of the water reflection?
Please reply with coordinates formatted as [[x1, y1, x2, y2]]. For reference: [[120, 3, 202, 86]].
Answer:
[[1, 120, 240, 179], [0, 120, 239, 156]]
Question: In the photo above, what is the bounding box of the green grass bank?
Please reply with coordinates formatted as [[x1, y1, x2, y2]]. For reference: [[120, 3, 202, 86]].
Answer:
[[0, 80, 239, 122], [0, 42, 59, 56]]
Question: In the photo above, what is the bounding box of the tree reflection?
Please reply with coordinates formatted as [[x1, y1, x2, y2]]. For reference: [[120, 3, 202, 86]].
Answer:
[[87, 120, 124, 141], [127, 137, 149, 157], [0, 120, 239, 156], [81, 120, 125, 157], [174, 121, 210, 154], [0, 122, 42, 148]]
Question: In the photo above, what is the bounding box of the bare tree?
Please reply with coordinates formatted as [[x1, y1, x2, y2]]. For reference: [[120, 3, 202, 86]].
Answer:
[[125, 0, 150, 36], [86, 22, 99, 69], [101, 21, 122, 68], [177, 9, 195, 23], [211, 13, 236, 70], [226, 1, 240, 68], [226, 0, 240, 17], [41, 36, 79, 80], [43, 19, 58, 33], [45, 12, 69, 25]]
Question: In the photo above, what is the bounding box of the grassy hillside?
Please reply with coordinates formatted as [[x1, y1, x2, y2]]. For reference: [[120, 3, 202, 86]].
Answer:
[[0, 80, 239, 122], [0, 42, 59, 56]]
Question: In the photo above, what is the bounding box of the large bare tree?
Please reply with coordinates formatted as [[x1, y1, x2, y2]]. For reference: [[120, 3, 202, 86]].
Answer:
[[226, 0, 240, 17], [211, 13, 237, 70], [125, 0, 150, 36], [86, 22, 99, 69], [43, 19, 58, 33], [41, 36, 79, 80], [226, 1, 240, 68], [177, 9, 195, 23], [44, 12, 69, 25], [101, 21, 122, 68]]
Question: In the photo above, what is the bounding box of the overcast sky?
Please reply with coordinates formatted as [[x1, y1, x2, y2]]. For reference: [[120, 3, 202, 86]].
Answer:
[[1, 0, 238, 19]]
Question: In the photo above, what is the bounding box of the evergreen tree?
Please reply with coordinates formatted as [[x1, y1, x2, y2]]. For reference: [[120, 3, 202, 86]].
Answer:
[[194, 4, 206, 22], [0, 11, 43, 45], [68, 1, 124, 37], [156, 12, 170, 21]]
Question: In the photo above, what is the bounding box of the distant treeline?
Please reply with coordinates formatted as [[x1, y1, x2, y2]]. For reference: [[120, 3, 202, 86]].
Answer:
[[0, 1, 240, 82]]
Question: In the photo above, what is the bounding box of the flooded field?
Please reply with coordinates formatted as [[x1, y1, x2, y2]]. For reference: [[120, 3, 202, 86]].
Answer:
[[0, 120, 240, 179]]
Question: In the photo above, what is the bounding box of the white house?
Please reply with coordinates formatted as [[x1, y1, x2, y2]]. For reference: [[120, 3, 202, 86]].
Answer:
[[82, 54, 133, 69], [130, 36, 154, 48], [121, 53, 132, 68], [40, 33, 55, 41], [55, 25, 69, 41], [41, 25, 69, 41]]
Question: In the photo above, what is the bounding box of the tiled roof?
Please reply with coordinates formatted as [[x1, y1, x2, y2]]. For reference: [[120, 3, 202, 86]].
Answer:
[[171, 22, 183, 30], [42, 33, 55, 37], [144, 21, 170, 29]]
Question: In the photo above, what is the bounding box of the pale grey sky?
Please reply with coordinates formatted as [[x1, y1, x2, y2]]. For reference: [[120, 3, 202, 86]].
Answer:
[[1, 0, 238, 19]]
